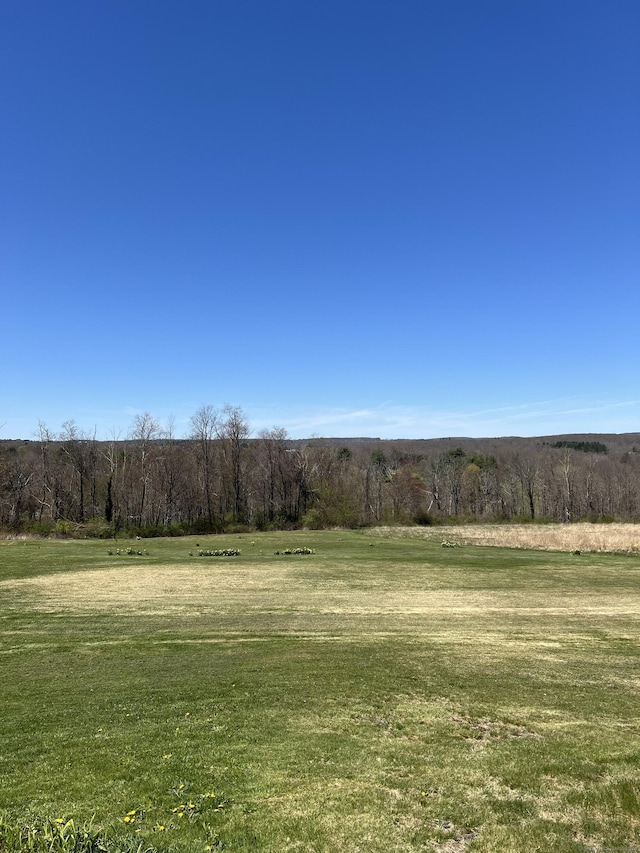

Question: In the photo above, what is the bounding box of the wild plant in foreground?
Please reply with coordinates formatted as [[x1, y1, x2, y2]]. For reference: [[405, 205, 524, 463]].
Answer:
[[0, 814, 160, 852]]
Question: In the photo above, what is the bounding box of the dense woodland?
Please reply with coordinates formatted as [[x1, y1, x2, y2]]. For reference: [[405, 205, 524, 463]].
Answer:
[[2, 405, 640, 536]]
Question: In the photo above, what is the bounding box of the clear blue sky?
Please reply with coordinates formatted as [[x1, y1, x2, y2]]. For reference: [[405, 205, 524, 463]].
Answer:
[[2, 0, 638, 440]]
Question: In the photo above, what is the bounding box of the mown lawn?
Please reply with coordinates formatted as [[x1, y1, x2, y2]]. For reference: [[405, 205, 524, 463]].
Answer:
[[1, 530, 639, 851]]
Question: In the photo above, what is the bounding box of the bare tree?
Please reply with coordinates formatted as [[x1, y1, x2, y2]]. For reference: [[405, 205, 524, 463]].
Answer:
[[560, 449, 574, 522], [514, 453, 539, 520], [1, 450, 33, 528], [156, 416, 184, 527], [129, 412, 161, 527], [189, 404, 219, 529], [60, 419, 88, 522], [256, 427, 295, 525], [217, 405, 250, 524], [34, 421, 54, 523]]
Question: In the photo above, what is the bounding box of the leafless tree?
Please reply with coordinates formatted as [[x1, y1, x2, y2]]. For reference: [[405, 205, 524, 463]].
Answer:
[[189, 404, 219, 529], [217, 405, 250, 524], [129, 412, 161, 526]]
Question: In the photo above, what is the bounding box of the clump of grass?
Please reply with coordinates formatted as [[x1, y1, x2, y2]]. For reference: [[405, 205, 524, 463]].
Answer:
[[0, 814, 160, 852], [170, 791, 229, 822], [107, 548, 149, 556], [274, 547, 315, 555], [196, 548, 240, 557]]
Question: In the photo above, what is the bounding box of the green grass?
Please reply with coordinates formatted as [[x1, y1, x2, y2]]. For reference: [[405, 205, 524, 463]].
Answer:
[[1, 530, 640, 851]]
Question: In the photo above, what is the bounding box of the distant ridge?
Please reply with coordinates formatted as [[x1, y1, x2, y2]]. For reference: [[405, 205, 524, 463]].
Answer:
[[2, 433, 640, 448]]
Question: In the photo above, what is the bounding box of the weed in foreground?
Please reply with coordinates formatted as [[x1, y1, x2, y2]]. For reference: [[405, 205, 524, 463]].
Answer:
[[0, 815, 155, 852]]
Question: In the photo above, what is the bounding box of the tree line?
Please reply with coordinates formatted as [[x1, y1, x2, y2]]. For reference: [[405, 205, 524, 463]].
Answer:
[[2, 406, 640, 535]]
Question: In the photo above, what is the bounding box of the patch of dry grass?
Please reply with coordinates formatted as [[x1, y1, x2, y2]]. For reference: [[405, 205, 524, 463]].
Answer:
[[373, 523, 640, 553], [4, 562, 638, 623]]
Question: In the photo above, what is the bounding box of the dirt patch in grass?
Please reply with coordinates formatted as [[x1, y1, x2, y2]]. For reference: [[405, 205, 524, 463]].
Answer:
[[429, 821, 478, 851], [449, 713, 539, 745]]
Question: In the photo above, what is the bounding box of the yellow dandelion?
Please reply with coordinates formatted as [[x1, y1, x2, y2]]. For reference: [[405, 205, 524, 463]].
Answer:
[[126, 810, 137, 816], [156, 825, 165, 832], [54, 818, 64, 824], [178, 812, 184, 819]]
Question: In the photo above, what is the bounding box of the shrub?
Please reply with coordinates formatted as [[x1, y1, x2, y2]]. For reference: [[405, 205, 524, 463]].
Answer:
[[301, 509, 323, 530], [21, 521, 55, 537], [55, 520, 72, 537], [83, 519, 113, 539]]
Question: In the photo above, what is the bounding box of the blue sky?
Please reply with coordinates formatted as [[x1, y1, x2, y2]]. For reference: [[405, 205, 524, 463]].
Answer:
[[1, 0, 638, 440]]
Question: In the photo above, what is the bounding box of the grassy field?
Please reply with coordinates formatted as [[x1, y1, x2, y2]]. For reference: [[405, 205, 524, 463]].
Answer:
[[1, 528, 640, 852]]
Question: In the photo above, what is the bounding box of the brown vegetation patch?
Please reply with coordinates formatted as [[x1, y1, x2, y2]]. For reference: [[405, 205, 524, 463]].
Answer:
[[0, 563, 291, 613], [4, 562, 639, 621], [449, 713, 539, 745], [430, 820, 478, 851], [374, 523, 640, 553]]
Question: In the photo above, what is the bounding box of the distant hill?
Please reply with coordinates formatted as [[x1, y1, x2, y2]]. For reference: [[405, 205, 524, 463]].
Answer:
[[284, 433, 640, 454]]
